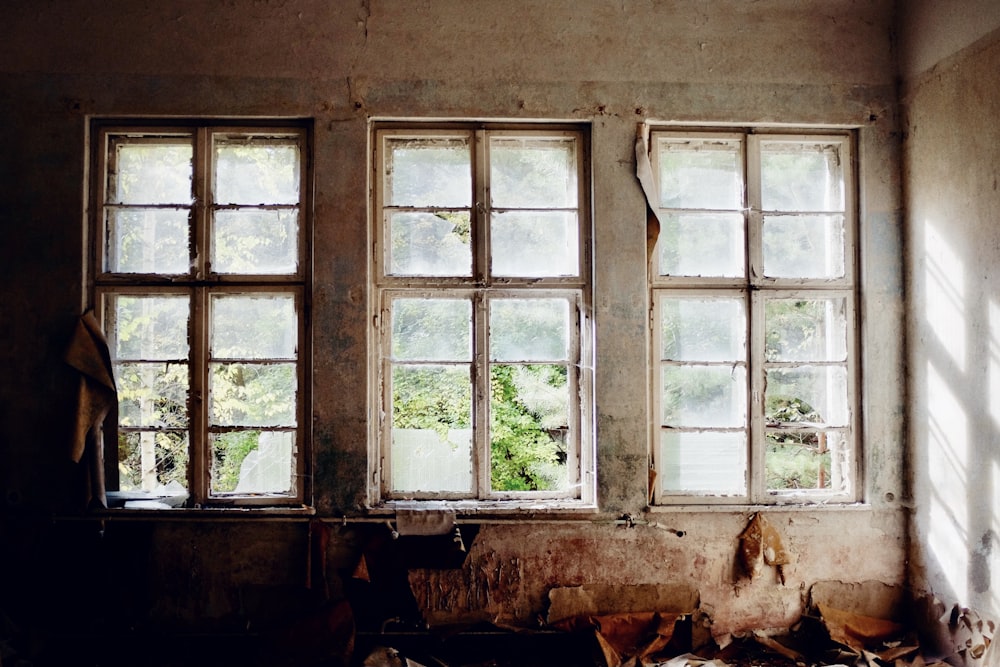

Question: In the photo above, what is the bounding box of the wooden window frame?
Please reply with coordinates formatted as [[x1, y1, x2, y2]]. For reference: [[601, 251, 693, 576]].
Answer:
[[370, 121, 595, 507], [649, 128, 861, 506], [89, 120, 312, 508]]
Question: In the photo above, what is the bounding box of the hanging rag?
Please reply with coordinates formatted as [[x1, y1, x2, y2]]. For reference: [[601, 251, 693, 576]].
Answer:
[[64, 311, 117, 509]]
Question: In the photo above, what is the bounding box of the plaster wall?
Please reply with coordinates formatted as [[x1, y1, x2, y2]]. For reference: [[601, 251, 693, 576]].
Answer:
[[895, 0, 1000, 80], [902, 21, 1000, 650], [0, 0, 906, 655]]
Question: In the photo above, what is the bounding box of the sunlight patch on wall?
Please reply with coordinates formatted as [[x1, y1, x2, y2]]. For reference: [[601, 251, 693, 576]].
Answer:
[[990, 299, 1000, 430], [926, 361, 971, 602], [924, 223, 966, 372]]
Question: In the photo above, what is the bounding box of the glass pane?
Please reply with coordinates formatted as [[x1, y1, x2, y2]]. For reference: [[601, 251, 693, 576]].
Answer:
[[657, 138, 742, 210], [490, 137, 577, 208], [112, 142, 193, 205], [660, 431, 746, 494], [392, 298, 471, 362], [765, 297, 847, 362], [117, 362, 188, 428], [109, 295, 189, 360], [212, 294, 297, 359], [211, 430, 294, 495], [660, 297, 745, 362], [386, 137, 471, 207], [762, 214, 845, 279], [491, 211, 579, 277], [388, 211, 471, 277], [213, 209, 298, 274], [490, 364, 569, 492], [491, 298, 569, 362], [658, 212, 744, 278], [107, 208, 190, 274], [391, 364, 473, 493], [661, 365, 747, 427], [760, 140, 844, 211], [766, 430, 849, 492], [117, 430, 188, 493], [210, 362, 297, 427], [765, 366, 849, 427], [214, 140, 300, 205]]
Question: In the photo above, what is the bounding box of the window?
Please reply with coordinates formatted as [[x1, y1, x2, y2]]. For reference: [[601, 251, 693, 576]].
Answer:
[[91, 121, 310, 507], [649, 129, 859, 504], [372, 123, 593, 504]]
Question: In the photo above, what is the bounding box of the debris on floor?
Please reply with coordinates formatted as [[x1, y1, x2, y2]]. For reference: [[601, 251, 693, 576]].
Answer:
[[355, 579, 992, 667]]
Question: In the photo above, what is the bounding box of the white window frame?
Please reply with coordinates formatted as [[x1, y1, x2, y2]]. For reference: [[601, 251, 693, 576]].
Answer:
[[649, 128, 861, 505], [90, 120, 312, 508], [370, 122, 595, 507]]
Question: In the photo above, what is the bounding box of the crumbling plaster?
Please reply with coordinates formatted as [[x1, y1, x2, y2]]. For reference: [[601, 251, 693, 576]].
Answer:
[[0, 0, 910, 648]]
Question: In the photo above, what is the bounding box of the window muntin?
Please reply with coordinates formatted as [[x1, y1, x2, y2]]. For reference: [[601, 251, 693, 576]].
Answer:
[[374, 124, 592, 504], [650, 130, 858, 504], [93, 123, 310, 507]]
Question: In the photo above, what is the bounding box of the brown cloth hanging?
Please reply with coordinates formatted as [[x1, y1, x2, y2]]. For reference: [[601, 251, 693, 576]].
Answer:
[[64, 311, 117, 509]]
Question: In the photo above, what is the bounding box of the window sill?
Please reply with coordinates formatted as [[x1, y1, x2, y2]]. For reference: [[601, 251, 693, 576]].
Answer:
[[646, 501, 874, 513], [59, 504, 317, 522], [367, 498, 602, 522]]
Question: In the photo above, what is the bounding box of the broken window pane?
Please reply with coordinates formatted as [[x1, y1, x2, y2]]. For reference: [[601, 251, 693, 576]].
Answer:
[[117, 362, 188, 429], [209, 363, 297, 427], [211, 430, 295, 495], [656, 138, 742, 210], [490, 364, 569, 492], [489, 137, 577, 208], [661, 297, 746, 361], [765, 366, 849, 427], [388, 211, 471, 276], [490, 298, 569, 362], [213, 209, 298, 274], [760, 140, 844, 212], [386, 137, 471, 208], [111, 141, 193, 205], [766, 429, 850, 492], [391, 364, 473, 493], [658, 212, 745, 278], [765, 297, 847, 362], [214, 140, 300, 206], [762, 214, 845, 279], [660, 431, 746, 495], [117, 430, 188, 493]]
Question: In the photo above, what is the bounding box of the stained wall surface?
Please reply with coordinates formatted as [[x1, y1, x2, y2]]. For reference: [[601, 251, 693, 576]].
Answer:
[[901, 14, 1000, 656], [0, 0, 906, 659]]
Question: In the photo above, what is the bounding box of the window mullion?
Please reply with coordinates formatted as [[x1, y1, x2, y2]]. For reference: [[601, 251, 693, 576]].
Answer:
[[748, 289, 766, 503], [473, 130, 490, 498], [189, 128, 211, 504], [194, 128, 211, 280], [473, 292, 490, 499], [189, 286, 209, 505], [746, 136, 763, 285], [473, 129, 489, 285]]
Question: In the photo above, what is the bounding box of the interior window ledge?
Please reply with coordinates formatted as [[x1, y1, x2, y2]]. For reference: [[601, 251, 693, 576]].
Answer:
[[360, 499, 603, 523], [646, 501, 874, 513], [55, 505, 318, 522]]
